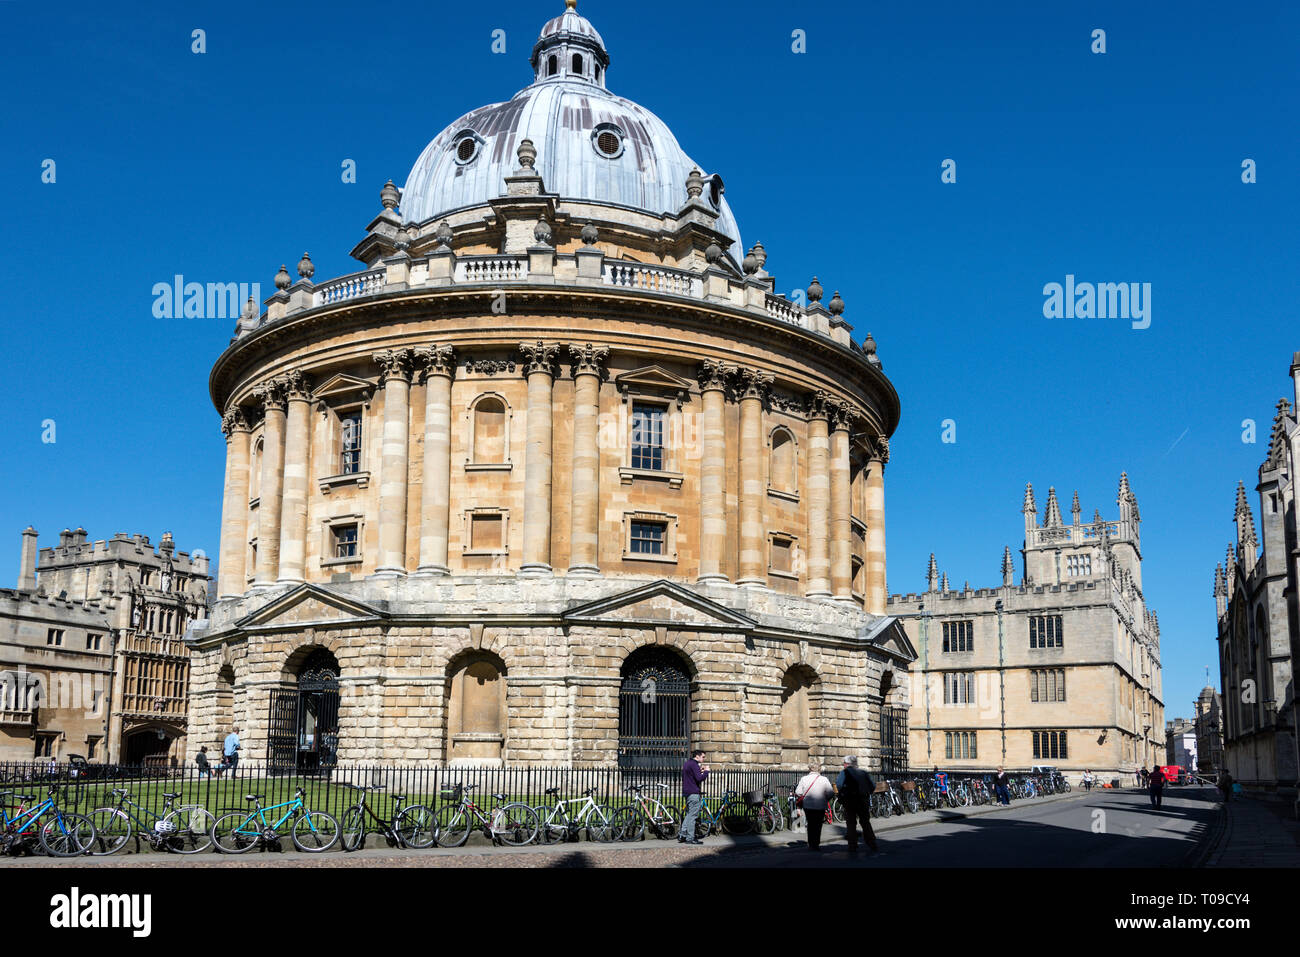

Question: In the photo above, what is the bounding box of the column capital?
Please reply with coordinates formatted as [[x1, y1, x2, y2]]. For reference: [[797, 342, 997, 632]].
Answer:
[[415, 344, 457, 381], [871, 434, 890, 465], [284, 369, 313, 401], [805, 389, 832, 422], [567, 342, 610, 379], [372, 348, 415, 384], [736, 367, 774, 404], [829, 399, 853, 432], [519, 340, 560, 378], [253, 377, 289, 413], [221, 406, 252, 436], [697, 358, 734, 394]]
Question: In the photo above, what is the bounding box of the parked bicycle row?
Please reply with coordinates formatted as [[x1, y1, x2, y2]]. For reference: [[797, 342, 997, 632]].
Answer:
[[2, 767, 1072, 856]]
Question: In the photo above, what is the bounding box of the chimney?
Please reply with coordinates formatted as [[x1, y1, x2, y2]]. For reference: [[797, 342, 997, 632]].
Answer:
[[18, 527, 38, 591], [72, 527, 87, 546]]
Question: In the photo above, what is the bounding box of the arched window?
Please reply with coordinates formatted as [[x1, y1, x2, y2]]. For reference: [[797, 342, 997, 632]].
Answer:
[[547, 54, 557, 76], [250, 437, 264, 500], [447, 653, 506, 764], [216, 664, 235, 743], [469, 395, 509, 466], [769, 428, 796, 494], [572, 53, 584, 76], [619, 646, 692, 769]]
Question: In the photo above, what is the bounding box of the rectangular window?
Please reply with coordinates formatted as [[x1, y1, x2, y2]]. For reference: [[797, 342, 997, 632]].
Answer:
[[1029, 614, 1063, 649], [86, 634, 102, 651], [630, 403, 665, 471], [470, 513, 504, 552], [942, 620, 974, 653], [943, 672, 975, 705], [35, 733, 57, 758], [1032, 730, 1068, 760], [86, 736, 100, 761], [1031, 669, 1068, 702], [771, 536, 793, 574], [630, 520, 666, 555], [944, 731, 977, 760], [46, 629, 63, 647], [333, 524, 358, 559], [340, 413, 363, 474]]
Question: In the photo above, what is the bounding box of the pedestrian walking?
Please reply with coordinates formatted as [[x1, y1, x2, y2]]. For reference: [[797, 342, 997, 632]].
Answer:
[[677, 749, 709, 845], [794, 764, 835, 851], [196, 746, 211, 779], [992, 766, 1011, 805], [1082, 769, 1094, 792], [1217, 769, 1233, 803], [223, 726, 242, 773], [1148, 765, 1166, 809], [835, 756, 881, 855]]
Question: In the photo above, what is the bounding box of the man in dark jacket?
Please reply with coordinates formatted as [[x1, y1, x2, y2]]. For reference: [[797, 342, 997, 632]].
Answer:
[[1149, 765, 1166, 809], [678, 750, 709, 844], [1218, 769, 1233, 803], [992, 767, 1011, 806], [835, 755, 881, 854]]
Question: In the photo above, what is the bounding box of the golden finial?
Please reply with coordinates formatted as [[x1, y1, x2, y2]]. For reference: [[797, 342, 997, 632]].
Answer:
[[565, 0, 577, 9]]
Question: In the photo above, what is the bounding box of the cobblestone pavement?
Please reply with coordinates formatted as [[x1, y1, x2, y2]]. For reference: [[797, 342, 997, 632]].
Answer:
[[1203, 791, 1300, 868]]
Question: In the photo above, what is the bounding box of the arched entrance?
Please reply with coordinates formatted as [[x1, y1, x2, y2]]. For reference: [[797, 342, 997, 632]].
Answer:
[[618, 646, 692, 769], [879, 669, 908, 773], [124, 726, 178, 766], [268, 648, 340, 772]]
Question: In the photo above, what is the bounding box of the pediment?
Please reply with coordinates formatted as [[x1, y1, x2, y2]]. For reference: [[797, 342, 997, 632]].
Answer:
[[564, 580, 755, 631], [614, 366, 695, 405], [236, 584, 386, 630], [859, 616, 918, 663], [312, 373, 376, 407]]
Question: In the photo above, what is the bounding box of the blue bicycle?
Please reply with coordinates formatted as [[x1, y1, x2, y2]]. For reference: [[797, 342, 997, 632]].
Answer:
[[211, 787, 339, 853], [1, 786, 97, 857]]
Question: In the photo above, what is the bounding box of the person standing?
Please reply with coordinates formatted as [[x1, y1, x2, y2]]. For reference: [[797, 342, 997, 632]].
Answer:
[[835, 756, 881, 855], [992, 766, 1011, 805], [678, 749, 709, 845], [196, 746, 211, 779], [794, 763, 835, 851], [1217, 768, 1233, 803], [1082, 769, 1094, 792], [1148, 765, 1166, 809], [223, 726, 242, 773]]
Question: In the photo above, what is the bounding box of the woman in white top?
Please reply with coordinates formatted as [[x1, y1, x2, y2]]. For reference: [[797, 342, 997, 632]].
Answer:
[[794, 764, 836, 850]]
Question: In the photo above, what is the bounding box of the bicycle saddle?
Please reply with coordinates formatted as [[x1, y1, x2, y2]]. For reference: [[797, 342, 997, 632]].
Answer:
[[244, 794, 264, 802], [544, 787, 560, 795], [391, 794, 405, 803], [162, 792, 180, 799], [492, 792, 508, 801]]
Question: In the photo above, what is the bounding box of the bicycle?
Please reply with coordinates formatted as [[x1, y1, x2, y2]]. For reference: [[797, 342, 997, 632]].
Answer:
[[340, 783, 436, 851], [534, 786, 615, 844], [211, 787, 340, 853], [611, 784, 680, 841], [693, 790, 756, 838], [434, 783, 538, 848], [751, 783, 786, 834], [0, 786, 97, 857], [88, 788, 215, 855]]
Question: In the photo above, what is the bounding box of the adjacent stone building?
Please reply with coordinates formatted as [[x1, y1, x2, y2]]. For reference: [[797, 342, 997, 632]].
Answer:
[[0, 528, 209, 763], [1194, 683, 1224, 776], [187, 1, 913, 770], [1166, 717, 1197, 771], [889, 478, 1165, 782], [1212, 354, 1300, 797]]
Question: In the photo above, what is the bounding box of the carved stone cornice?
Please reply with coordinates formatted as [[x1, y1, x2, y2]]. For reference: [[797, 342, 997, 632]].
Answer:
[[519, 340, 560, 378], [372, 349, 415, 385], [697, 358, 734, 394], [415, 344, 457, 381], [463, 356, 517, 376], [768, 390, 804, 417], [283, 369, 313, 401], [253, 377, 289, 413], [568, 343, 610, 379], [221, 407, 251, 436]]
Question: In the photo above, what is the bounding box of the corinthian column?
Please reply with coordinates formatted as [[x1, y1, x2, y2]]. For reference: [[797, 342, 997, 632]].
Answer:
[[253, 379, 288, 587], [697, 360, 731, 584], [568, 343, 608, 576], [737, 367, 772, 587], [865, 437, 889, 615], [373, 349, 414, 576], [416, 345, 456, 576], [830, 402, 854, 602], [217, 408, 252, 598], [277, 371, 313, 585], [805, 392, 831, 598], [520, 341, 559, 575]]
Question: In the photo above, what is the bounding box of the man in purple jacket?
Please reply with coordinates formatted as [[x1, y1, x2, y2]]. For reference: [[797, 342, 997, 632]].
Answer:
[[678, 749, 709, 844]]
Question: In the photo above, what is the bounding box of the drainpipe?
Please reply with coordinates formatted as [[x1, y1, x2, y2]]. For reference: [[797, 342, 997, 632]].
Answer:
[[997, 599, 1006, 764], [919, 604, 932, 766]]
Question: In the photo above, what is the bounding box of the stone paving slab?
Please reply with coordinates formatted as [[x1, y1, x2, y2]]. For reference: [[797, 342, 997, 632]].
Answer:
[[1204, 793, 1300, 868]]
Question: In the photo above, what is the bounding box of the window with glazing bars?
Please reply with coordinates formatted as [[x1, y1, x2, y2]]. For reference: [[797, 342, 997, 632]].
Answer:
[[943, 672, 975, 705], [1031, 668, 1067, 702], [942, 620, 973, 653], [333, 525, 358, 559], [1032, 730, 1068, 759], [340, 413, 362, 474], [945, 731, 977, 760], [1029, 614, 1063, 649], [630, 521, 665, 555], [630, 403, 665, 470]]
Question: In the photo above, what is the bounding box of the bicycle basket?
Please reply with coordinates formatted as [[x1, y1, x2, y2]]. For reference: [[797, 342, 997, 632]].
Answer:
[[440, 785, 463, 803], [741, 788, 765, 806], [901, 781, 916, 791]]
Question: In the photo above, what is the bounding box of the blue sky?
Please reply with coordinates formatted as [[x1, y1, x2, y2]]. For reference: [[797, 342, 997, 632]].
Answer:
[[2, 0, 1297, 721]]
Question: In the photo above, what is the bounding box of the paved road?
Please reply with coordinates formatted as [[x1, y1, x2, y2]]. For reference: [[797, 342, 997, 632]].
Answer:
[[1, 785, 1219, 868]]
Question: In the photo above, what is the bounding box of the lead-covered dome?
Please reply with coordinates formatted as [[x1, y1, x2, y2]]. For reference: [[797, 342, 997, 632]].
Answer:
[[399, 0, 743, 265]]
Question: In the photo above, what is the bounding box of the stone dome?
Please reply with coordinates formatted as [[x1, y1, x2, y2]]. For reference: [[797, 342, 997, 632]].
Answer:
[[399, 1, 743, 267]]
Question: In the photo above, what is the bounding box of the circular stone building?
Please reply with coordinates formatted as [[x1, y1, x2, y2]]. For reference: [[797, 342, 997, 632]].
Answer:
[[189, 0, 913, 770]]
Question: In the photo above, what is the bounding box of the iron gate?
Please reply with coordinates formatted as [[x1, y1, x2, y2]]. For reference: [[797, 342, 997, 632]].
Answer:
[[618, 648, 691, 769], [880, 705, 908, 773], [267, 655, 340, 773]]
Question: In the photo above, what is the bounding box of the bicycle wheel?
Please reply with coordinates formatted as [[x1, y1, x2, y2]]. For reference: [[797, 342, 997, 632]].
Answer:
[[611, 805, 645, 842], [537, 807, 566, 844], [211, 811, 259, 854], [828, 798, 845, 824], [586, 805, 616, 843], [342, 805, 367, 851], [754, 804, 778, 835], [434, 805, 471, 847], [86, 808, 132, 855], [394, 804, 437, 849], [493, 803, 539, 847], [292, 811, 339, 852], [905, 791, 920, 814], [162, 805, 215, 854], [649, 801, 679, 839], [40, 812, 96, 857], [720, 800, 756, 836]]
